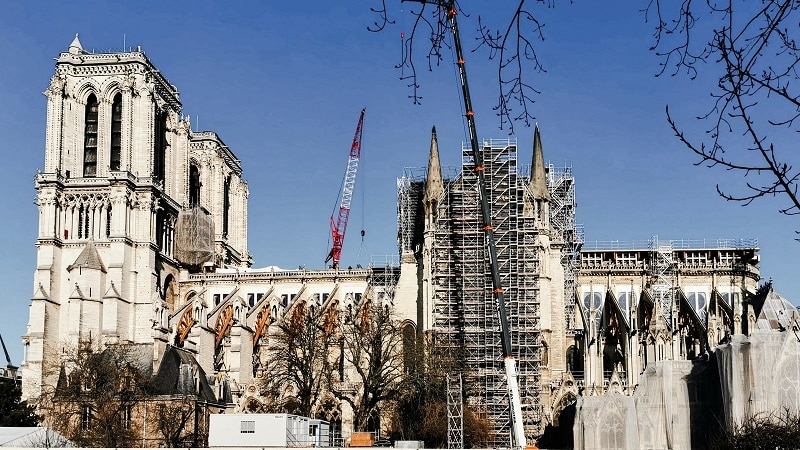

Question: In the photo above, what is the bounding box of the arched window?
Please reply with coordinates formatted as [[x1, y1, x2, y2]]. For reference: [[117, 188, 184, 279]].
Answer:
[[84, 94, 98, 177], [223, 175, 231, 236], [105, 203, 112, 238], [401, 322, 416, 373], [153, 109, 167, 182], [110, 93, 122, 171], [189, 165, 201, 207]]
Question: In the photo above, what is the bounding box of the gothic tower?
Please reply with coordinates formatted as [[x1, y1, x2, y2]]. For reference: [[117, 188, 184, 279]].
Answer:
[[23, 36, 250, 399], [397, 126, 570, 445]]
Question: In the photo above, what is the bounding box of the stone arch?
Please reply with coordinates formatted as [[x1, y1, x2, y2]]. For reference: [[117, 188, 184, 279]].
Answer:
[[400, 320, 417, 373], [316, 395, 343, 444], [551, 391, 577, 426], [72, 80, 99, 104], [538, 389, 578, 449], [100, 79, 123, 102], [184, 290, 199, 306], [566, 344, 584, 379], [163, 274, 177, 311], [188, 159, 201, 208]]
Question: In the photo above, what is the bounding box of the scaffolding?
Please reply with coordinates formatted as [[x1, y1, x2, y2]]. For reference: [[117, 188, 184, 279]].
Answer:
[[397, 138, 556, 446], [649, 236, 675, 325], [547, 164, 583, 332], [175, 206, 215, 268], [446, 372, 464, 449]]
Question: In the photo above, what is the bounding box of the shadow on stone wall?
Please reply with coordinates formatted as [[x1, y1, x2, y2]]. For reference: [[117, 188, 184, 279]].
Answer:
[[537, 402, 575, 449], [686, 354, 725, 449]]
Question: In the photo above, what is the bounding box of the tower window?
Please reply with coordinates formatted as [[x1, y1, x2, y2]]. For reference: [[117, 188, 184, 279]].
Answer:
[[110, 93, 122, 171], [189, 165, 201, 207], [153, 109, 167, 182], [223, 175, 231, 236], [84, 94, 98, 177]]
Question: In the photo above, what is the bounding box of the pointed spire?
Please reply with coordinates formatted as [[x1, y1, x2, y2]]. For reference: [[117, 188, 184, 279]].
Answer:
[[529, 123, 550, 201], [68, 33, 85, 55], [424, 126, 444, 213]]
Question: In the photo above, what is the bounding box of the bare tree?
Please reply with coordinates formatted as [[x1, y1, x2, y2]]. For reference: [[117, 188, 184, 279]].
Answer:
[[153, 396, 199, 448], [39, 340, 151, 448], [390, 333, 493, 448], [331, 299, 405, 432], [260, 299, 335, 417], [646, 0, 800, 226], [369, 0, 559, 133]]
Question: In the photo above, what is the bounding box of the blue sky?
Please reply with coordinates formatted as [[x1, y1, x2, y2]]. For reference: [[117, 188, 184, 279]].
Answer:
[[1, 1, 797, 366]]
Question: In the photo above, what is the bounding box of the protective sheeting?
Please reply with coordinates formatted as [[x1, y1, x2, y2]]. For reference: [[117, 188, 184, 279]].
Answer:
[[717, 331, 800, 428], [0, 427, 71, 447], [574, 331, 800, 449], [574, 361, 693, 450], [175, 207, 215, 267]]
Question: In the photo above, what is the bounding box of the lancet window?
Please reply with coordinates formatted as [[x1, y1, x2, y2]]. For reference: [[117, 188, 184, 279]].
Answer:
[[62, 192, 111, 241], [156, 208, 176, 258], [153, 109, 167, 182], [223, 175, 231, 236], [189, 164, 200, 207], [83, 94, 99, 177], [110, 93, 122, 171]]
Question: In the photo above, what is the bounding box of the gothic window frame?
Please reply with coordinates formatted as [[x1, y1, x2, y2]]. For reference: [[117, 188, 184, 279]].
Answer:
[[83, 94, 99, 177], [189, 163, 201, 208], [110, 93, 122, 171], [223, 174, 231, 237], [153, 108, 168, 183]]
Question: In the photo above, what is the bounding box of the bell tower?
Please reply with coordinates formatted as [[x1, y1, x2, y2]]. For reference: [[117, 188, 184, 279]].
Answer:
[[22, 36, 251, 400]]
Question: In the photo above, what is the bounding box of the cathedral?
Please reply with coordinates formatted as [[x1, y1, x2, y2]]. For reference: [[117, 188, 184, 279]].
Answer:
[[22, 37, 800, 449]]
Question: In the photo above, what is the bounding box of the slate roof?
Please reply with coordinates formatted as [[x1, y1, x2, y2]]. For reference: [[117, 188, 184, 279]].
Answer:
[[152, 345, 227, 405], [66, 240, 106, 273]]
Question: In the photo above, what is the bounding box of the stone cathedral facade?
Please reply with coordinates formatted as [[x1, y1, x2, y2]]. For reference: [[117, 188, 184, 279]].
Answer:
[[22, 37, 800, 448], [22, 38, 404, 441], [23, 35, 251, 400]]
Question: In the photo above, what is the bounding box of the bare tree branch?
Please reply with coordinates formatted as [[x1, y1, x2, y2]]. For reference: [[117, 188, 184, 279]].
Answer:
[[648, 0, 800, 229], [369, 1, 563, 133]]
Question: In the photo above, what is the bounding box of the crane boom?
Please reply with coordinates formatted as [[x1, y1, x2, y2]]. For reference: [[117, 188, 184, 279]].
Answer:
[[326, 108, 366, 269], [401, 2, 527, 447]]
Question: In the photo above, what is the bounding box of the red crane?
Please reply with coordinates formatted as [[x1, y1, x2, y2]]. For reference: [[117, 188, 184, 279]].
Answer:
[[325, 108, 365, 269]]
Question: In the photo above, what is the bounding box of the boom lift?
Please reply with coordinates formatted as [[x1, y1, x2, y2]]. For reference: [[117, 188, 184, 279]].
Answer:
[[402, 2, 528, 448], [326, 109, 366, 269]]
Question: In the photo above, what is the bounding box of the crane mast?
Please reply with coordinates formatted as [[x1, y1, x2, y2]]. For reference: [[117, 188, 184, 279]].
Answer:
[[326, 108, 366, 269], [402, 2, 527, 448]]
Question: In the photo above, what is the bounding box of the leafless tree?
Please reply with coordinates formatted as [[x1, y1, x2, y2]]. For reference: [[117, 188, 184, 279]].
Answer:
[[646, 0, 800, 226], [39, 340, 151, 448], [260, 299, 335, 417], [389, 332, 493, 447], [369, 0, 560, 133], [154, 396, 199, 448], [331, 298, 405, 432]]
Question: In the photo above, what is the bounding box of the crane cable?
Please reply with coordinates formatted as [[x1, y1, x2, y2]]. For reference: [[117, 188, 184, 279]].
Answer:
[[354, 138, 367, 268]]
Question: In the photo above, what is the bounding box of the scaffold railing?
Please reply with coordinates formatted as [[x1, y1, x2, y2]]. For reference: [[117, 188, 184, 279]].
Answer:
[[582, 238, 758, 251]]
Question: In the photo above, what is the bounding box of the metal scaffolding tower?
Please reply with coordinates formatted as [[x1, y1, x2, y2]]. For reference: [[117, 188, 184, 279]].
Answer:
[[547, 164, 583, 332], [398, 138, 563, 446], [447, 372, 464, 449], [649, 236, 675, 325]]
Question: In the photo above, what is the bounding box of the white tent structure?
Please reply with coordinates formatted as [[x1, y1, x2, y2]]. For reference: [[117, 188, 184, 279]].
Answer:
[[0, 427, 70, 448]]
